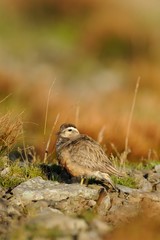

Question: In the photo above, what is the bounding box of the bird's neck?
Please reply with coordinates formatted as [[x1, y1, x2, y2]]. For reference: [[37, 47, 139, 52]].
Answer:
[[56, 136, 70, 152]]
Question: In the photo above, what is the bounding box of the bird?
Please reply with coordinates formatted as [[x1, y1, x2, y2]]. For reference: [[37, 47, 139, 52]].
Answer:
[[55, 123, 123, 189]]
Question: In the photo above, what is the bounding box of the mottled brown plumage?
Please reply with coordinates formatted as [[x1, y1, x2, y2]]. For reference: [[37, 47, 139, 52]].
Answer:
[[55, 123, 123, 188]]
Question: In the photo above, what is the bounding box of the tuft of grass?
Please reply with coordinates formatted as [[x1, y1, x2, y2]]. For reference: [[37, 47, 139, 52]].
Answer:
[[0, 112, 23, 156], [112, 175, 137, 188], [134, 161, 160, 171], [0, 157, 46, 189], [9, 224, 64, 240]]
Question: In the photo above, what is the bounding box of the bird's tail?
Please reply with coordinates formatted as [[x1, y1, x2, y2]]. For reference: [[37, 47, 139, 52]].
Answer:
[[93, 171, 117, 190], [105, 164, 125, 177]]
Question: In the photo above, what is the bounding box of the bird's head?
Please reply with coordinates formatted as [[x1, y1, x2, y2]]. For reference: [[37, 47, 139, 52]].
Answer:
[[57, 123, 80, 139]]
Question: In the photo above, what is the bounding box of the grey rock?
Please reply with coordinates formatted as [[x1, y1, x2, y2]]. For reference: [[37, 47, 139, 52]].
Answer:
[[132, 192, 160, 202], [91, 219, 112, 235], [52, 196, 96, 215], [148, 172, 160, 183], [57, 237, 73, 240], [116, 184, 137, 194], [28, 209, 88, 235], [26, 200, 49, 213], [35, 206, 63, 216], [25, 201, 63, 217], [12, 177, 99, 205], [0, 199, 8, 214], [155, 165, 160, 173], [155, 182, 160, 192], [7, 205, 21, 217], [78, 230, 101, 240], [137, 177, 152, 192], [0, 167, 10, 177], [88, 200, 97, 207], [0, 186, 5, 198]]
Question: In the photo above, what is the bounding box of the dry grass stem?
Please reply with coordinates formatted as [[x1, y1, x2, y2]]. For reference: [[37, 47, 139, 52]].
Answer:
[[97, 125, 106, 144], [122, 76, 140, 165], [75, 103, 80, 127], [44, 79, 55, 136], [21, 127, 28, 162], [110, 143, 121, 159], [0, 93, 13, 104], [125, 76, 140, 152], [44, 113, 60, 163]]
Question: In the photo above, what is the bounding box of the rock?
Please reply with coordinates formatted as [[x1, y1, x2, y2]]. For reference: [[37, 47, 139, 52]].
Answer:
[[0, 167, 10, 177], [56, 237, 73, 240], [25, 200, 49, 215], [116, 184, 137, 194], [27, 208, 88, 235], [155, 165, 160, 173], [96, 195, 111, 216], [88, 200, 97, 207], [35, 206, 63, 216], [128, 189, 160, 203], [53, 196, 96, 215], [111, 191, 123, 202], [0, 186, 5, 198], [134, 192, 160, 201], [7, 205, 21, 217], [11, 177, 99, 205], [78, 230, 101, 240], [137, 177, 152, 192], [155, 183, 160, 192], [106, 201, 140, 226], [0, 199, 8, 215], [148, 172, 160, 184], [91, 219, 112, 235], [140, 197, 160, 217]]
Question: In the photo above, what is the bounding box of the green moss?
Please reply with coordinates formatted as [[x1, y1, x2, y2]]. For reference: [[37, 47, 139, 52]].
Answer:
[[112, 175, 137, 188], [0, 157, 46, 189], [79, 209, 96, 223], [135, 161, 160, 170]]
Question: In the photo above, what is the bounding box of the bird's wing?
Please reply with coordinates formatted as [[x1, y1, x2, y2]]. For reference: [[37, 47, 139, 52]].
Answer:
[[66, 135, 122, 177]]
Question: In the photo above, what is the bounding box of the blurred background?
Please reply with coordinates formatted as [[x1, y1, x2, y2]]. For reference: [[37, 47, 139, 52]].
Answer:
[[0, 0, 160, 161]]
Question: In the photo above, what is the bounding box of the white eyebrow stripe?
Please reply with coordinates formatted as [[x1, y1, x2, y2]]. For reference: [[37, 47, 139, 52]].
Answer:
[[67, 127, 79, 131]]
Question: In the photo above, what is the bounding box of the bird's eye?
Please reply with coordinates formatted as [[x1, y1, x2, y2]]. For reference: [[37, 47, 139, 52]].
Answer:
[[68, 129, 72, 132]]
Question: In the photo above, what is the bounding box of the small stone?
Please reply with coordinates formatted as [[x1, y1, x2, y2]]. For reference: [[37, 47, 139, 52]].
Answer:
[[155, 165, 160, 173], [88, 200, 96, 207], [0, 167, 10, 177]]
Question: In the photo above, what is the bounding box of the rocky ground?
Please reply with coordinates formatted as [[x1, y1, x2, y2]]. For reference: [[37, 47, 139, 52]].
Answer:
[[1, 162, 160, 240]]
